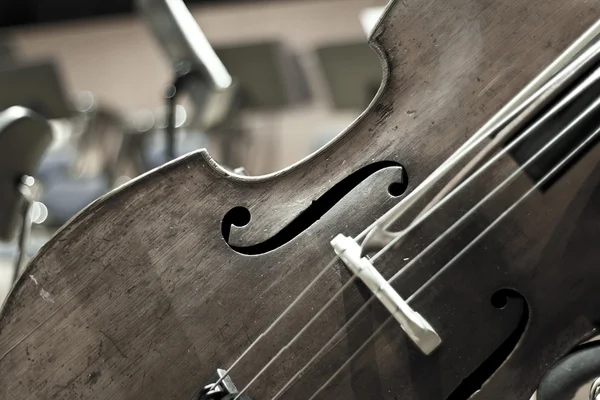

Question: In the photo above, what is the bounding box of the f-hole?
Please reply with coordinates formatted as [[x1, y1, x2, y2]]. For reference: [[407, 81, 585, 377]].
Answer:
[[446, 289, 529, 400], [222, 206, 251, 244], [221, 161, 406, 255]]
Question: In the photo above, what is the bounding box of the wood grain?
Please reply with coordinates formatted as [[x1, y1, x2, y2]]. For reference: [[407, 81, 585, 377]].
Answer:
[[2, 0, 600, 399]]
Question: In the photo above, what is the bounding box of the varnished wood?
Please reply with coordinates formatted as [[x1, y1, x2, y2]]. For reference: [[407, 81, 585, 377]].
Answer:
[[2, 1, 600, 399]]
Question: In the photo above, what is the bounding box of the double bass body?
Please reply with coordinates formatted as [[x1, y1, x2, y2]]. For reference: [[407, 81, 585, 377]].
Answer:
[[2, 0, 600, 399]]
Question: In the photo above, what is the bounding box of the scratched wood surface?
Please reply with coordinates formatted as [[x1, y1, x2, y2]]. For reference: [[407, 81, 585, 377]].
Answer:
[[2, 1, 600, 399]]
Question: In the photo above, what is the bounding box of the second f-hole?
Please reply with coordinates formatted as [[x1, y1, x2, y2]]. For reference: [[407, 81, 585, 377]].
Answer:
[[446, 289, 528, 400]]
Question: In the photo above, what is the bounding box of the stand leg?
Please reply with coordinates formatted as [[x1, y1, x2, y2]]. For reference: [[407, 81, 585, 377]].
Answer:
[[165, 83, 178, 161], [11, 177, 34, 283]]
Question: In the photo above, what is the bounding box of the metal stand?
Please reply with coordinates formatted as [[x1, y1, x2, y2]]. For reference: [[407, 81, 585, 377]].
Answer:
[[163, 67, 245, 171], [11, 176, 34, 283], [164, 66, 204, 162]]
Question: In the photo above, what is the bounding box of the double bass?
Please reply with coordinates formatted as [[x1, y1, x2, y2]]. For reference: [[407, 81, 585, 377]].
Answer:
[[2, 0, 600, 398]]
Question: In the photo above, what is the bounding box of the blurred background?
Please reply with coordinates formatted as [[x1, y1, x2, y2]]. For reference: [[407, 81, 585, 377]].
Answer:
[[0, 0, 388, 303]]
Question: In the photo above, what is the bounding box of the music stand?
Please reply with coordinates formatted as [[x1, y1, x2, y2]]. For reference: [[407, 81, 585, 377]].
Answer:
[[215, 41, 311, 110], [315, 42, 382, 111], [0, 60, 72, 119]]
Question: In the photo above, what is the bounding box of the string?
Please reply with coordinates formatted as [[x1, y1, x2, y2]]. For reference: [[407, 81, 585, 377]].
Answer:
[[212, 257, 339, 388], [230, 64, 600, 399], [306, 316, 394, 400], [228, 118, 505, 393], [364, 54, 600, 255], [231, 275, 358, 397], [267, 96, 600, 400], [372, 71, 600, 263], [359, 38, 600, 253], [219, 40, 600, 393], [305, 124, 600, 400]]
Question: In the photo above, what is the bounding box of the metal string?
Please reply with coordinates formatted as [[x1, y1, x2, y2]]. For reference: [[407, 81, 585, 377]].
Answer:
[[229, 67, 600, 399], [212, 257, 339, 388], [359, 38, 600, 254], [227, 116, 507, 393], [217, 38, 600, 394], [266, 97, 600, 400], [304, 124, 600, 400]]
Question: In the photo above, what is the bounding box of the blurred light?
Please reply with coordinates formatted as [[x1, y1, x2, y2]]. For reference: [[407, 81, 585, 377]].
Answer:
[[360, 7, 386, 37], [154, 104, 187, 129], [73, 91, 95, 113], [175, 105, 187, 128], [31, 202, 48, 224], [131, 109, 155, 132], [22, 175, 35, 187]]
